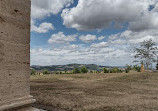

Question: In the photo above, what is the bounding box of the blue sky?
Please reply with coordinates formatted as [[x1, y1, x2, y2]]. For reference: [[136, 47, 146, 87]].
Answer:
[[30, 0, 158, 66]]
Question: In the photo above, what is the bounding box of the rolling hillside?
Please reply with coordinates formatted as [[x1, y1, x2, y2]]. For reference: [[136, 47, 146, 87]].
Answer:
[[31, 64, 123, 71]]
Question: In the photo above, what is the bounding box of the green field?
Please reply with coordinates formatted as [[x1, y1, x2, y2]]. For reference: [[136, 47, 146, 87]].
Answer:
[[31, 73, 158, 111]]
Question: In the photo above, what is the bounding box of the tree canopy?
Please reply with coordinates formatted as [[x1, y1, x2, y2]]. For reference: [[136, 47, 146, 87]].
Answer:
[[134, 39, 158, 69]]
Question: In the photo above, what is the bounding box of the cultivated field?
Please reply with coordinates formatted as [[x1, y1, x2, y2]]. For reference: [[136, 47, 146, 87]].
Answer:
[[31, 72, 158, 111]]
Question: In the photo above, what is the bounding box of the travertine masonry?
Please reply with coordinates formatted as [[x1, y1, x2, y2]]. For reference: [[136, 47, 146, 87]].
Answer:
[[0, 0, 37, 110]]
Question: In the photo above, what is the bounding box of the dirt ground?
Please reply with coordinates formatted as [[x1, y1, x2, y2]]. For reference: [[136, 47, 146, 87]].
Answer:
[[30, 72, 158, 111]]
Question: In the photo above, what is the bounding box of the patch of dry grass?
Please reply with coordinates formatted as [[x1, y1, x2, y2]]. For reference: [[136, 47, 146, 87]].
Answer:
[[30, 73, 158, 111]]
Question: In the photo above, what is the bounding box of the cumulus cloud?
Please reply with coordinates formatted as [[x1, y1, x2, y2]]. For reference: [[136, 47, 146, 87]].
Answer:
[[31, 0, 74, 33], [31, 0, 74, 20], [61, 0, 158, 31], [48, 32, 78, 44], [98, 36, 105, 40], [31, 44, 132, 66], [31, 22, 54, 33], [30, 0, 158, 66], [90, 42, 108, 48], [129, 12, 158, 32], [108, 29, 158, 45], [79, 34, 97, 43], [108, 33, 120, 40]]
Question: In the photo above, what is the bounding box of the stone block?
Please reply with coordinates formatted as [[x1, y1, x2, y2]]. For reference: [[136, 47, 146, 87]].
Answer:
[[0, 0, 36, 110]]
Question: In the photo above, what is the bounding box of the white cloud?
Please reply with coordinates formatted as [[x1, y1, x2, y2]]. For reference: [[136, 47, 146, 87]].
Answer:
[[110, 39, 126, 45], [48, 32, 78, 44], [108, 33, 120, 40], [31, 0, 74, 34], [30, 0, 158, 66], [90, 42, 108, 48], [61, 0, 158, 31], [108, 29, 158, 45], [79, 34, 97, 43], [98, 36, 105, 40], [31, 44, 132, 66], [31, 22, 54, 33], [129, 12, 158, 32], [31, 0, 74, 20], [68, 44, 79, 49]]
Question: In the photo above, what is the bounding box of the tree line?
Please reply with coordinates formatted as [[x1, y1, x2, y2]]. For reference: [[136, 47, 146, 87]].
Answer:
[[31, 65, 141, 75]]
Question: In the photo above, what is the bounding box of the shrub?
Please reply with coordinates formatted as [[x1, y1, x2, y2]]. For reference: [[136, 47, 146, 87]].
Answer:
[[125, 69, 128, 73], [73, 68, 81, 74], [56, 71, 60, 74], [125, 65, 141, 73], [90, 70, 93, 73], [112, 68, 117, 73], [31, 69, 36, 75], [126, 65, 132, 73], [81, 67, 88, 73], [108, 68, 122, 73], [109, 69, 113, 73], [43, 69, 49, 75], [133, 65, 141, 72], [65, 70, 67, 74], [103, 68, 109, 73], [95, 70, 98, 73]]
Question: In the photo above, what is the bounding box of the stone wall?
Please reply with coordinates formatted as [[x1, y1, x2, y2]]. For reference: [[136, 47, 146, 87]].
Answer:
[[0, 0, 36, 110]]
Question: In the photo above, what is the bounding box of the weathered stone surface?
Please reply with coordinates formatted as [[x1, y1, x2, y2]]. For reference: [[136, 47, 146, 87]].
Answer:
[[0, 0, 36, 110]]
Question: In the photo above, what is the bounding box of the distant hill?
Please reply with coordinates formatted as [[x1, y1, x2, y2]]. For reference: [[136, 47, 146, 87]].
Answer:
[[31, 64, 125, 71]]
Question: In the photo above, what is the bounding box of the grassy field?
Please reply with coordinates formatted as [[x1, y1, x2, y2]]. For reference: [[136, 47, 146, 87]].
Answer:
[[30, 72, 158, 111]]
